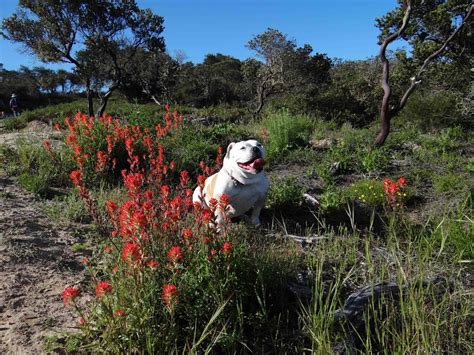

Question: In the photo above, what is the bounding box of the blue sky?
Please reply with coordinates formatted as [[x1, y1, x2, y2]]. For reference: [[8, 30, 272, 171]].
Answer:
[[0, 0, 401, 71]]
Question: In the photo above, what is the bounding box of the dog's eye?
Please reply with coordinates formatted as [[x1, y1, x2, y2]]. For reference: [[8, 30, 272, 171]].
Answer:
[[240, 146, 246, 150], [257, 144, 262, 147]]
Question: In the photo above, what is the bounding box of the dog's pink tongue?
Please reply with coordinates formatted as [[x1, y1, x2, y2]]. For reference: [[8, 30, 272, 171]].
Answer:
[[251, 158, 266, 171]]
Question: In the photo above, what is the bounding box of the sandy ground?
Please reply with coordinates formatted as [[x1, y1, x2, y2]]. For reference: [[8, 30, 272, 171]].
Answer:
[[0, 121, 88, 354]]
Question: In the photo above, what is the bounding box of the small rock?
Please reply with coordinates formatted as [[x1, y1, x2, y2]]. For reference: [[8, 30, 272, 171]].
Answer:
[[329, 161, 341, 175], [310, 138, 334, 149]]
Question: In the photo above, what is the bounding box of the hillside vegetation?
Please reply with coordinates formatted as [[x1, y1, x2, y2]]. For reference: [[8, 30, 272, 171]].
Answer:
[[0, 99, 472, 353]]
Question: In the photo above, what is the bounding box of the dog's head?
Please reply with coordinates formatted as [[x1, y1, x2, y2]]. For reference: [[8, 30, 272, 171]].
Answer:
[[224, 140, 266, 175]]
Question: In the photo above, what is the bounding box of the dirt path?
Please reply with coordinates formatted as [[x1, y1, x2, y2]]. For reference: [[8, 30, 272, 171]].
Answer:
[[0, 173, 87, 352]]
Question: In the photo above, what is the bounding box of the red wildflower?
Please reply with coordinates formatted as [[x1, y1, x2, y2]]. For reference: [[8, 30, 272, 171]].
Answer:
[[105, 200, 117, 216], [79, 317, 86, 325], [144, 190, 154, 200], [160, 185, 170, 198], [182, 229, 193, 240], [123, 172, 144, 195], [95, 281, 113, 297], [131, 211, 148, 228], [81, 257, 89, 265], [397, 176, 407, 187], [197, 175, 206, 187], [62, 287, 80, 304], [42, 140, 52, 151], [219, 194, 231, 208], [180, 170, 190, 187], [162, 284, 179, 307], [122, 242, 142, 264], [115, 309, 125, 316], [222, 241, 232, 255], [209, 198, 218, 211], [104, 245, 112, 253], [147, 259, 158, 269], [201, 209, 214, 224], [96, 150, 108, 171], [70, 170, 82, 186], [167, 246, 183, 263]]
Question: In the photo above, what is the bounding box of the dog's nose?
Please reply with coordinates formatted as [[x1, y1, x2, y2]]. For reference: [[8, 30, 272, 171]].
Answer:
[[252, 146, 259, 153]]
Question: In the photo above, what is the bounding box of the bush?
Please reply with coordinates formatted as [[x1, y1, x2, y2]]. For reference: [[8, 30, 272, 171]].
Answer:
[[319, 187, 347, 211], [432, 172, 469, 193], [12, 139, 74, 197], [258, 110, 314, 163], [346, 179, 385, 207], [397, 91, 463, 130], [266, 177, 303, 209], [359, 147, 390, 174]]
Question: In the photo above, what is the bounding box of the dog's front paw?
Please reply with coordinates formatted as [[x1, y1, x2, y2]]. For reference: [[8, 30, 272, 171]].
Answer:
[[250, 217, 261, 227]]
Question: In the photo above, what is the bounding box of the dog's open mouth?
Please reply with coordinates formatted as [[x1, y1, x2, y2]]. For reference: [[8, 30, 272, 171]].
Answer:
[[238, 157, 266, 172]]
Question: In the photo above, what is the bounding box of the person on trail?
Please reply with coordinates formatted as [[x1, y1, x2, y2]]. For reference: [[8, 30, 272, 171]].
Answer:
[[9, 93, 20, 117]]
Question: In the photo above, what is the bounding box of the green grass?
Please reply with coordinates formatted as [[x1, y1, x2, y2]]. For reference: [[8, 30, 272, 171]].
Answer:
[[266, 176, 304, 209], [7, 139, 74, 197], [257, 109, 314, 163]]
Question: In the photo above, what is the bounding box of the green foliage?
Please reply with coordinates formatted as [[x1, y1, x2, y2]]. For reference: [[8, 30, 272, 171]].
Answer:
[[13, 140, 74, 197], [19, 99, 88, 125], [346, 179, 385, 207], [259, 110, 314, 163], [432, 172, 469, 193], [397, 91, 464, 130], [360, 147, 390, 174], [43, 192, 91, 225], [2, 115, 28, 131], [163, 125, 220, 174], [319, 187, 347, 211], [267, 177, 303, 209]]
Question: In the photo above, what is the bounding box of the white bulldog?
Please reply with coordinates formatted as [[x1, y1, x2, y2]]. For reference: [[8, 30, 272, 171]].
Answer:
[[193, 140, 269, 226]]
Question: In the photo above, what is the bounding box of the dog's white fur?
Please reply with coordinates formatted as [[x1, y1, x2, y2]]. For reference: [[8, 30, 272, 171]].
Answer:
[[193, 140, 269, 226]]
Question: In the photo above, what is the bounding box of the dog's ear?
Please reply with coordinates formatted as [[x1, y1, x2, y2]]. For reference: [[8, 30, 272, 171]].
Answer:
[[225, 142, 235, 159]]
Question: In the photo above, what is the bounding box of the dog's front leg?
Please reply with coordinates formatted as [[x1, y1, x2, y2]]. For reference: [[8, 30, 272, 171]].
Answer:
[[250, 197, 266, 226], [215, 205, 236, 226]]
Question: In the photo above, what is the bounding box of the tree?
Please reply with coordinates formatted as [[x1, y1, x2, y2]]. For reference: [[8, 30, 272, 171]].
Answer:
[[246, 28, 331, 115], [1, 0, 165, 117], [21, 66, 59, 94], [374, 0, 473, 145], [120, 49, 180, 105]]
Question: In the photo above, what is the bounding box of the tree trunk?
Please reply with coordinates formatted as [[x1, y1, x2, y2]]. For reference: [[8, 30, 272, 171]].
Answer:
[[96, 95, 109, 118], [374, 1, 412, 146], [374, 3, 473, 146], [96, 83, 119, 118]]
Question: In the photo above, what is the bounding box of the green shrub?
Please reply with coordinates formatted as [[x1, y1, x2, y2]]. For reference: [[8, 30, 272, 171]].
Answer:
[[14, 140, 74, 197], [359, 147, 390, 174], [346, 179, 385, 207], [162, 125, 219, 174], [397, 91, 462, 130], [267, 177, 303, 209], [2, 115, 28, 131], [432, 172, 469, 193], [319, 187, 347, 211], [258, 110, 314, 163], [44, 193, 89, 224]]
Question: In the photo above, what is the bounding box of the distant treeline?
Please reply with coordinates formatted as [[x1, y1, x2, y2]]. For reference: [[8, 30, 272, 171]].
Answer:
[[1, 0, 472, 129], [1, 49, 470, 129]]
